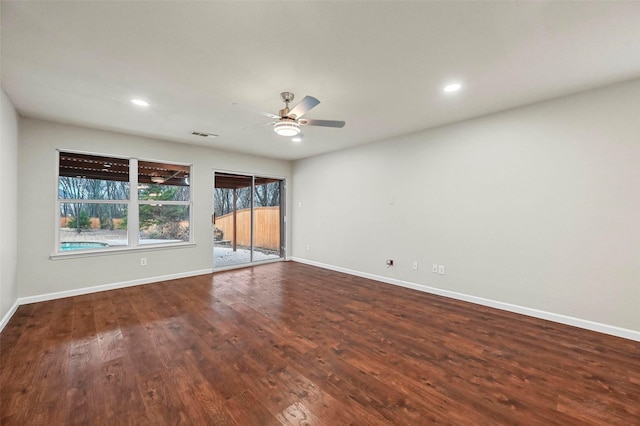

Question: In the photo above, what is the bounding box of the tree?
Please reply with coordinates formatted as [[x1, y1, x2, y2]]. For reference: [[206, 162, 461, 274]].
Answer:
[[255, 181, 280, 207], [59, 176, 128, 231], [67, 209, 91, 233], [139, 184, 189, 240]]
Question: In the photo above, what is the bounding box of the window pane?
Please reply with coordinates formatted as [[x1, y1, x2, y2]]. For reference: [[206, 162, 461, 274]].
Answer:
[[59, 152, 129, 200], [59, 176, 129, 200], [139, 205, 189, 243], [138, 160, 190, 200], [254, 180, 281, 259], [60, 203, 128, 250]]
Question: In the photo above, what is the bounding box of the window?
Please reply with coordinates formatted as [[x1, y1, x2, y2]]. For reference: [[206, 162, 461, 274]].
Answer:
[[137, 160, 191, 245], [57, 151, 191, 253]]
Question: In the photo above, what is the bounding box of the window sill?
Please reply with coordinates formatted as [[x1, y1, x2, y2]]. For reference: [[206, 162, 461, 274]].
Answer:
[[50, 242, 197, 260]]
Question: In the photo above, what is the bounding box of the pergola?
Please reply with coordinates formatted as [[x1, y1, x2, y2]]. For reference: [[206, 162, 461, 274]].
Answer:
[[59, 152, 190, 186]]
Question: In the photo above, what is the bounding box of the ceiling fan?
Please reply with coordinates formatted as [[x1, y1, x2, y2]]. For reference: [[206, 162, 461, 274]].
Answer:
[[240, 92, 345, 137]]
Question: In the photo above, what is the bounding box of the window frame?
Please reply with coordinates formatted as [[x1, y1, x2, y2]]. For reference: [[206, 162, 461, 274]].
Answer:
[[53, 150, 194, 258]]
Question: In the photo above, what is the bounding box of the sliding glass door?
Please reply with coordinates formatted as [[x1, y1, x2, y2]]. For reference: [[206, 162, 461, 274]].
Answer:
[[213, 172, 284, 269]]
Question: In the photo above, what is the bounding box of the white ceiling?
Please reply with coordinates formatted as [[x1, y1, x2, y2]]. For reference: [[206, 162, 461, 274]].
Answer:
[[2, 1, 640, 161]]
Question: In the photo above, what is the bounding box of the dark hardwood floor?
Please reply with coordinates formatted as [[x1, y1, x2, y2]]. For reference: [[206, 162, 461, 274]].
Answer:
[[1, 261, 639, 425]]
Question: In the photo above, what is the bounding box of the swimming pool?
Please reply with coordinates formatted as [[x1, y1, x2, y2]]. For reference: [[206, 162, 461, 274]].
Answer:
[[60, 242, 109, 251]]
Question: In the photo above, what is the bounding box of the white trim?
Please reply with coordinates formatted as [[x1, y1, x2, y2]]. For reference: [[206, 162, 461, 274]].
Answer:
[[289, 257, 640, 342], [129, 157, 139, 248], [5, 259, 637, 343], [18, 269, 212, 305], [0, 299, 20, 332], [50, 242, 197, 260], [213, 167, 287, 183], [212, 169, 287, 270], [1, 268, 212, 331], [56, 152, 194, 255], [213, 257, 285, 273]]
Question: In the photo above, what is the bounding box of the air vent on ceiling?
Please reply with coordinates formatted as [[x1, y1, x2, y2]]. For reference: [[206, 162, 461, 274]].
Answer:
[[191, 131, 218, 138]]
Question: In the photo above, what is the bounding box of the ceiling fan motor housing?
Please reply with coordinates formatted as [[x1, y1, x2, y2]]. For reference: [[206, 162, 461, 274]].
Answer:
[[280, 91, 295, 103], [279, 92, 295, 117]]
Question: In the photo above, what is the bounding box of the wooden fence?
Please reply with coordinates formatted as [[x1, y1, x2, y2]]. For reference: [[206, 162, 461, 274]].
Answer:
[[60, 217, 124, 229], [215, 206, 280, 251]]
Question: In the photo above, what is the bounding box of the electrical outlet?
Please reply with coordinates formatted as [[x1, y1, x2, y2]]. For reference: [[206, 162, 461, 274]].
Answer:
[[386, 259, 394, 267], [140, 257, 147, 266], [432, 264, 438, 273], [412, 261, 418, 270], [306, 245, 310, 252], [438, 265, 445, 275]]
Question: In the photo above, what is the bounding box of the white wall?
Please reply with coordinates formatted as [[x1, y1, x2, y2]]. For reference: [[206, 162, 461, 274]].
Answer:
[[292, 78, 640, 334], [1, 89, 20, 325], [18, 118, 291, 298]]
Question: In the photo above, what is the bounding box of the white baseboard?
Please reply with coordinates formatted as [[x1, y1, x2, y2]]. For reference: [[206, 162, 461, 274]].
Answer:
[[4, 260, 639, 343], [0, 268, 214, 333], [0, 299, 20, 332], [290, 257, 640, 342], [18, 268, 213, 306]]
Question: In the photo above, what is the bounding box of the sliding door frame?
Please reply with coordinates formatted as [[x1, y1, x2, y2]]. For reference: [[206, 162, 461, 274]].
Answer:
[[213, 169, 286, 271]]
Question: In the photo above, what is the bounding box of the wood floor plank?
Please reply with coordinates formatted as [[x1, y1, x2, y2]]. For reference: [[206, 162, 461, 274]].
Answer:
[[2, 261, 639, 425], [222, 328, 319, 416], [113, 295, 165, 378], [1, 301, 56, 425], [277, 401, 321, 426], [0, 304, 35, 366], [136, 370, 192, 425], [223, 390, 280, 426], [92, 295, 126, 363], [65, 299, 103, 425], [96, 355, 147, 422], [28, 298, 75, 425]]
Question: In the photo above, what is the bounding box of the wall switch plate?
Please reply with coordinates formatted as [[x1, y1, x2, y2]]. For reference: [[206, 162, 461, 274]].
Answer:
[[438, 265, 445, 275], [412, 261, 418, 270], [432, 264, 438, 273]]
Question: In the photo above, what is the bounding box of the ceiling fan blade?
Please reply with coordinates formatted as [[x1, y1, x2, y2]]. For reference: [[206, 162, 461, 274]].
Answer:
[[299, 118, 345, 128], [232, 102, 279, 119], [243, 121, 275, 130], [288, 96, 320, 119]]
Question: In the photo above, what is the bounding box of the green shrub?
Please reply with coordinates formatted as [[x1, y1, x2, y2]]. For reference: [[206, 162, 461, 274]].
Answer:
[[117, 216, 127, 230], [100, 216, 114, 230], [214, 227, 224, 241], [68, 210, 91, 233]]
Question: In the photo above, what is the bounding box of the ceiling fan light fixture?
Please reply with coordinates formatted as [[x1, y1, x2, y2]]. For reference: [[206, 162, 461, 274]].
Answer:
[[443, 83, 462, 93], [131, 98, 150, 107], [273, 120, 300, 137]]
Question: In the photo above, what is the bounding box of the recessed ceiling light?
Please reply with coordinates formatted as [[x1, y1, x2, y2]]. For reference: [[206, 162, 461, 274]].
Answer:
[[443, 83, 462, 93], [131, 99, 150, 107]]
